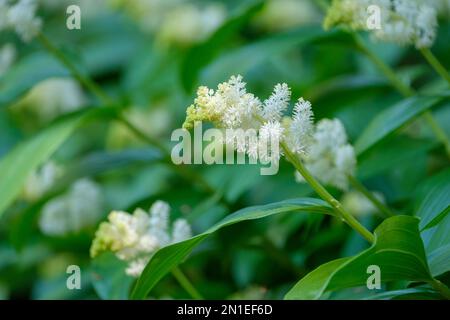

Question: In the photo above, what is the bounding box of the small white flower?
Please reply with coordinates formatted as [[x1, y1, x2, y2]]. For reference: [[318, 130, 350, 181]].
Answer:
[[184, 75, 262, 130], [260, 83, 291, 122], [286, 98, 314, 155], [258, 121, 284, 163]]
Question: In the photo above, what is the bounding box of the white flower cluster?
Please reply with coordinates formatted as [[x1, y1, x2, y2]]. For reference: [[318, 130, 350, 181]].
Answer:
[[39, 179, 104, 236], [324, 0, 438, 48], [184, 75, 315, 163], [108, 0, 225, 47], [295, 119, 356, 190], [22, 161, 61, 201], [184, 75, 356, 188], [0, 0, 42, 42], [90, 200, 192, 277], [12, 78, 86, 122], [0, 43, 16, 77]]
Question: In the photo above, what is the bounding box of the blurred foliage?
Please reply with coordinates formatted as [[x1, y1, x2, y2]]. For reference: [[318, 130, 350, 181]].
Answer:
[[0, 0, 449, 300]]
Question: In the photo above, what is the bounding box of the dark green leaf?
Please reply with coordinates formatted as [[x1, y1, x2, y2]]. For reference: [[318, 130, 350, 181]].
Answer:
[[355, 96, 443, 155], [131, 198, 332, 299], [285, 216, 433, 300]]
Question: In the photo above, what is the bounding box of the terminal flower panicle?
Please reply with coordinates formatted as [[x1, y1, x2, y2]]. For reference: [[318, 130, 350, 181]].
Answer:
[[184, 75, 356, 188]]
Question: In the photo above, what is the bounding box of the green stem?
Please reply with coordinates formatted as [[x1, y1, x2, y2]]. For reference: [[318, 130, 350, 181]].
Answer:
[[420, 48, 450, 85], [348, 175, 395, 218], [353, 33, 450, 158], [430, 278, 450, 300], [37, 32, 113, 106], [282, 142, 375, 243], [353, 33, 414, 97], [171, 267, 203, 300]]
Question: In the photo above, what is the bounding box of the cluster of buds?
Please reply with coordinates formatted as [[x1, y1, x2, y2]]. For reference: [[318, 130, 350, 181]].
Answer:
[[324, 0, 438, 49], [90, 200, 192, 277]]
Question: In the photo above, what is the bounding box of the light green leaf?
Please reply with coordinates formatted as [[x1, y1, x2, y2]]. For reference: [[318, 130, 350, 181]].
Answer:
[[415, 169, 450, 276], [285, 216, 433, 300], [355, 96, 443, 155], [130, 198, 332, 299], [0, 108, 117, 217]]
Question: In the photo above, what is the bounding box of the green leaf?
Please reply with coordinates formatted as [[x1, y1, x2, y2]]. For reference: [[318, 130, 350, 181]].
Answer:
[[355, 95, 443, 155], [357, 136, 436, 180], [180, 0, 264, 92], [285, 216, 433, 300], [362, 287, 441, 300], [202, 26, 354, 86], [0, 108, 117, 217], [130, 198, 332, 299], [415, 169, 450, 276]]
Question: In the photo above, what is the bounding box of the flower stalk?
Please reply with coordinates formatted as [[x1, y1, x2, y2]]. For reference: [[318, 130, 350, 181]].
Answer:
[[281, 141, 375, 244], [353, 33, 450, 158], [419, 48, 450, 86], [171, 267, 204, 300]]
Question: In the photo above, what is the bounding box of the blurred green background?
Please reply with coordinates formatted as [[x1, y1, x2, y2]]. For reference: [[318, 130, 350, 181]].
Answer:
[[0, 0, 449, 300]]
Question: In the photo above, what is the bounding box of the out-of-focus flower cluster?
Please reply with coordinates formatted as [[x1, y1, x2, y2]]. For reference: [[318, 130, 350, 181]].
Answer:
[[90, 200, 192, 277], [253, 0, 320, 32], [183, 75, 356, 190], [295, 119, 356, 190], [11, 78, 86, 122], [341, 190, 385, 217], [0, 43, 16, 77], [39, 178, 104, 236], [108, 0, 225, 47], [22, 161, 62, 201], [324, 0, 438, 49], [0, 0, 41, 42]]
